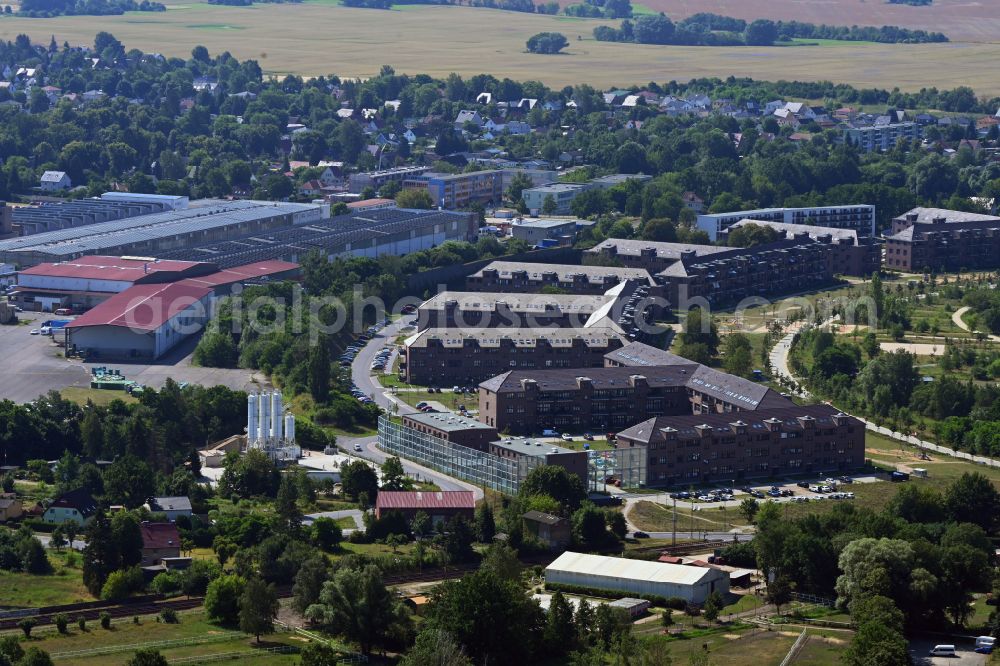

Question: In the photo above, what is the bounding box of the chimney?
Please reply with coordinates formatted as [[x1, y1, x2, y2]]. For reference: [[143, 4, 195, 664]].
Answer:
[[797, 415, 816, 429], [628, 374, 648, 388], [694, 423, 713, 437], [763, 417, 782, 432], [932, 217, 947, 225]]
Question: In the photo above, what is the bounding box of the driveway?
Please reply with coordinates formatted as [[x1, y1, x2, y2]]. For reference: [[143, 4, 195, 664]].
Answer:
[[303, 509, 365, 533], [909, 638, 988, 666]]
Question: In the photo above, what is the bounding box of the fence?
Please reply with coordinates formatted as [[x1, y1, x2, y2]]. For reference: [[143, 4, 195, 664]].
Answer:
[[169, 646, 297, 664], [790, 592, 835, 608], [778, 628, 808, 666], [50, 633, 245, 660]]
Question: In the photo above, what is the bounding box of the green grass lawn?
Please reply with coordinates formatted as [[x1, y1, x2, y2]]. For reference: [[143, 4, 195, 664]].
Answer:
[[629, 500, 748, 532], [22, 609, 302, 665], [785, 630, 852, 666], [0, 553, 92, 608], [392, 389, 470, 411], [644, 625, 799, 666], [58, 387, 138, 407]]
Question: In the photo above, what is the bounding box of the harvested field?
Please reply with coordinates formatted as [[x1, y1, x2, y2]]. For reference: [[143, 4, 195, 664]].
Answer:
[[0, 2, 998, 93]]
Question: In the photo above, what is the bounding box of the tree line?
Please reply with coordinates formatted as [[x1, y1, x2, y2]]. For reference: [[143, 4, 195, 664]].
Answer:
[[594, 12, 947, 47]]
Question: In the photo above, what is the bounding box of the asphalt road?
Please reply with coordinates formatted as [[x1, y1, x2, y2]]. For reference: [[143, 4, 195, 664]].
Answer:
[[350, 314, 417, 415]]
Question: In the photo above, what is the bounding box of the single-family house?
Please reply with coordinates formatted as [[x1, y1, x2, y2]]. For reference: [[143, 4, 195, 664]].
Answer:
[[144, 496, 193, 521], [40, 170, 71, 191], [455, 110, 485, 129], [140, 522, 181, 566], [43, 489, 97, 526]]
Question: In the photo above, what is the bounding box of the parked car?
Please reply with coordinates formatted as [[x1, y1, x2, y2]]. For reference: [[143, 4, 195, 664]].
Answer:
[[561, 433, 573, 442], [796, 481, 810, 488], [633, 531, 649, 539], [354, 443, 363, 452], [583, 433, 594, 441], [415, 401, 428, 409]]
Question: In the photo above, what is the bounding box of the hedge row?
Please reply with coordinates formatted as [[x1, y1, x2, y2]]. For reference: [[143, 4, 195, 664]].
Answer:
[[544, 582, 688, 609]]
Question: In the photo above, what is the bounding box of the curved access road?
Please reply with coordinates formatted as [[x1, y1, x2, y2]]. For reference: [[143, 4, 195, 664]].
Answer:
[[350, 314, 418, 415], [953, 305, 1000, 342], [769, 318, 1000, 470]]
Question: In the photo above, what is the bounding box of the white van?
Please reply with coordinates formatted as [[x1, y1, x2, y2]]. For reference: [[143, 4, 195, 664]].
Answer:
[[929, 645, 956, 657]]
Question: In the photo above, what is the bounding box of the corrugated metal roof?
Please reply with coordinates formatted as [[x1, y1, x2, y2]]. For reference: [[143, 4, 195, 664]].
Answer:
[[546, 551, 716, 586], [66, 282, 211, 331], [375, 491, 475, 511], [20, 256, 211, 281], [177, 260, 299, 288], [0, 201, 318, 258]]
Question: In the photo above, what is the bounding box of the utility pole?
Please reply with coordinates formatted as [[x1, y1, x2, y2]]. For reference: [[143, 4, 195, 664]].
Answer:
[[672, 497, 677, 547]]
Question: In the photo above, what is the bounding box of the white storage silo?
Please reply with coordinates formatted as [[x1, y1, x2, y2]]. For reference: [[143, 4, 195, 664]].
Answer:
[[271, 392, 283, 441]]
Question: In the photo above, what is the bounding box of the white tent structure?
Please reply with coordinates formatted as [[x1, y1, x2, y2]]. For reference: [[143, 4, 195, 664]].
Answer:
[[545, 552, 729, 604]]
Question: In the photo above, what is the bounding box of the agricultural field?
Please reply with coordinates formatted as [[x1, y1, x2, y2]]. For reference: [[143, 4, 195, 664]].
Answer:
[[0, 1, 998, 92], [616, 0, 1000, 43]]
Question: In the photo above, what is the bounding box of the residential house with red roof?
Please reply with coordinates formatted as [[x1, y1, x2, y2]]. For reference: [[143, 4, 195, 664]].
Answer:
[[140, 522, 181, 565]]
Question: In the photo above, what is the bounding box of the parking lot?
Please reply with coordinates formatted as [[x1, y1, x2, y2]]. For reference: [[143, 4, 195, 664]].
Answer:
[[627, 474, 882, 510], [909, 638, 989, 665], [0, 311, 269, 403]]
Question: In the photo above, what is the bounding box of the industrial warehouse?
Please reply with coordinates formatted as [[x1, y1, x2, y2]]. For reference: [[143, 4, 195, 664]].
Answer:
[[545, 552, 730, 604]]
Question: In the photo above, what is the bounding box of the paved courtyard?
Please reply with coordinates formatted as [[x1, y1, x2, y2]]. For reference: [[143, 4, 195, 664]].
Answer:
[[0, 312, 269, 403]]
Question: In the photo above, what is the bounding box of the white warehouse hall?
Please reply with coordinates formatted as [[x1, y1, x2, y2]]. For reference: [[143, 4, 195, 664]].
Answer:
[[545, 551, 730, 604]]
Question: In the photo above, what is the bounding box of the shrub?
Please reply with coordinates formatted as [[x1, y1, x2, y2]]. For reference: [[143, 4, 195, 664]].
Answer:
[[159, 608, 179, 624], [133, 616, 140, 625], [54, 614, 68, 634], [18, 618, 36, 638], [100, 612, 111, 629], [77, 616, 86, 632]]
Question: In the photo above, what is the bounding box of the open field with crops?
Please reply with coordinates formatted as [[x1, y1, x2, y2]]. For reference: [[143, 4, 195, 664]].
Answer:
[[1, 2, 1000, 92]]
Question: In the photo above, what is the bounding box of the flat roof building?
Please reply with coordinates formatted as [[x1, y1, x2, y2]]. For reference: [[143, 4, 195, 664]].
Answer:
[[348, 166, 430, 194], [489, 436, 589, 488], [885, 216, 1000, 273], [401, 412, 498, 451], [510, 218, 579, 246], [404, 171, 504, 210], [545, 552, 730, 604], [11, 198, 174, 237], [0, 200, 325, 267], [522, 183, 589, 216], [697, 205, 876, 240], [416, 289, 616, 331]]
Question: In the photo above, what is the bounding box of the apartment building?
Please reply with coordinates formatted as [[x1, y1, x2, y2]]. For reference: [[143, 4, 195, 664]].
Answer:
[[842, 121, 921, 152], [618, 404, 865, 487], [403, 326, 625, 385], [586, 239, 730, 274], [522, 183, 590, 215], [404, 171, 504, 210], [888, 207, 1000, 235], [884, 219, 1000, 272], [348, 166, 430, 193], [719, 220, 881, 276], [509, 218, 579, 246], [466, 261, 657, 295], [696, 205, 876, 240], [478, 366, 696, 435], [657, 237, 835, 309]]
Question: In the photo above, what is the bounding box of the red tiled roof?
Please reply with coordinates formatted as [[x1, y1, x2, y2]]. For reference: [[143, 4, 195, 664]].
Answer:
[[177, 260, 299, 289], [20, 256, 212, 282], [375, 491, 475, 511], [141, 522, 180, 550], [65, 282, 211, 331]]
